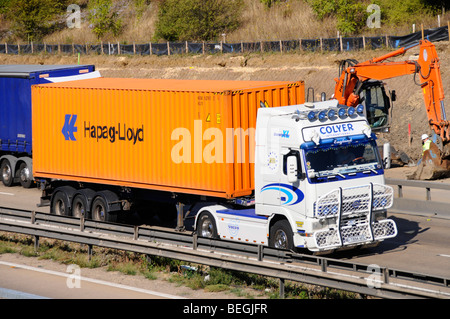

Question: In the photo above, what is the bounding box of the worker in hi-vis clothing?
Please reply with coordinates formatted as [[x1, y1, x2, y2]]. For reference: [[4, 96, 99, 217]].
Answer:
[[422, 134, 432, 155]]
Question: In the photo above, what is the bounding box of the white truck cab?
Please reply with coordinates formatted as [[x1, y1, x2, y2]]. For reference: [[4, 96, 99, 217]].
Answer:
[[195, 100, 397, 254]]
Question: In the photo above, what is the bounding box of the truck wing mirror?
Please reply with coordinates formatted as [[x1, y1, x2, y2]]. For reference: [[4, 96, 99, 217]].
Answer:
[[287, 156, 298, 183]]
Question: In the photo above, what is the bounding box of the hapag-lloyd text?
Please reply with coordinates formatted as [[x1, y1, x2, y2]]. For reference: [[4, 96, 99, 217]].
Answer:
[[84, 121, 144, 144]]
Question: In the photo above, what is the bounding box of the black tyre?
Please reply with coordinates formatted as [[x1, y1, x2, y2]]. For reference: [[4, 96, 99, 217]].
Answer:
[[269, 219, 294, 250], [71, 189, 95, 219], [18, 162, 33, 188], [196, 212, 218, 239], [71, 194, 88, 218], [51, 191, 71, 216], [1, 160, 13, 187], [91, 196, 117, 223]]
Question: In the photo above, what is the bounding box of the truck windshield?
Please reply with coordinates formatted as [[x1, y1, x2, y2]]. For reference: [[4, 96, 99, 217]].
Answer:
[[304, 140, 382, 179]]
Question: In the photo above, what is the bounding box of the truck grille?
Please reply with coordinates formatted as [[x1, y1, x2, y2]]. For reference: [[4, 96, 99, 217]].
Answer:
[[314, 183, 393, 218], [312, 183, 396, 250]]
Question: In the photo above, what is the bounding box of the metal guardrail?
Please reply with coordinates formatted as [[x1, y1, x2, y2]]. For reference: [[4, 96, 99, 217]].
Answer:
[[0, 206, 449, 299], [385, 178, 450, 219]]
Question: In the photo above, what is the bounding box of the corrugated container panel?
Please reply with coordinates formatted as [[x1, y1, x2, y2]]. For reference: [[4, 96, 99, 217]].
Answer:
[[32, 78, 304, 198]]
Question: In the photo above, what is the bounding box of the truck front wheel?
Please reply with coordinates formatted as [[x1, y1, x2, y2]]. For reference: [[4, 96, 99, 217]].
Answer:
[[196, 212, 218, 239], [269, 219, 294, 251]]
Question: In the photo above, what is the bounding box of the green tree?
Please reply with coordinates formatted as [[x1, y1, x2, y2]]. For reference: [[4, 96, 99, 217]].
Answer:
[[154, 0, 244, 42], [7, 0, 66, 41], [88, 0, 123, 39]]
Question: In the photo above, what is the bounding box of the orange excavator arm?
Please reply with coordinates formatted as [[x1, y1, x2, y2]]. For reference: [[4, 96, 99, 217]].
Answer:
[[334, 40, 448, 141]]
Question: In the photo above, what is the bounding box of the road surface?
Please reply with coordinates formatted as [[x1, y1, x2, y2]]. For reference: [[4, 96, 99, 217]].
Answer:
[[0, 260, 181, 299]]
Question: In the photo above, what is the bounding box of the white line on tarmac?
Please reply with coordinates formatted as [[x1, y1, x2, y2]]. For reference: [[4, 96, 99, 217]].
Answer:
[[0, 261, 184, 299], [0, 192, 14, 196]]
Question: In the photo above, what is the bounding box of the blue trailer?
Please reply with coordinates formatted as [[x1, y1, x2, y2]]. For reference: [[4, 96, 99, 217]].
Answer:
[[0, 64, 97, 188]]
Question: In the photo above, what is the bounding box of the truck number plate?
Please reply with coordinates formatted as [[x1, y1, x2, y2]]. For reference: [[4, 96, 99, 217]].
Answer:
[[346, 235, 366, 243]]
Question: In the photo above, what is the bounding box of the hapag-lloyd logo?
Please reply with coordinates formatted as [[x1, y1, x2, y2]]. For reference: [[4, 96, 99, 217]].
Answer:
[[62, 114, 144, 144], [62, 114, 78, 141]]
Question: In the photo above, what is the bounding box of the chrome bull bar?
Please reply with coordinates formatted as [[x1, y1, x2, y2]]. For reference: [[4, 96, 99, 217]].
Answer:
[[313, 183, 397, 250]]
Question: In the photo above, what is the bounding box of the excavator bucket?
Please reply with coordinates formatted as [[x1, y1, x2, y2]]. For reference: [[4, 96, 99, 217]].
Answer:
[[408, 142, 450, 180]]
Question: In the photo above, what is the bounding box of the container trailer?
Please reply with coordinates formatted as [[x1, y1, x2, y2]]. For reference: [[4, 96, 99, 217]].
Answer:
[[31, 78, 396, 253], [0, 64, 98, 188]]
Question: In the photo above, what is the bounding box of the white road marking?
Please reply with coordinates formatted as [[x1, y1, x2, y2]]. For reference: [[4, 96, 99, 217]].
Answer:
[[0, 192, 14, 196], [437, 254, 450, 258], [0, 261, 184, 299]]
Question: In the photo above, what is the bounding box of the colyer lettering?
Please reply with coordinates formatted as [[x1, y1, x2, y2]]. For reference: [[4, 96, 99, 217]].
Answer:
[[319, 123, 354, 135]]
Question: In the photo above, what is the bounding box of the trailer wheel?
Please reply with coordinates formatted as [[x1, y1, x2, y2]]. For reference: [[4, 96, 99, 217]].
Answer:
[[51, 191, 71, 216], [197, 212, 218, 239], [72, 194, 88, 218], [71, 189, 95, 219], [269, 219, 294, 250], [91, 196, 118, 223], [18, 162, 33, 188], [1, 160, 13, 187]]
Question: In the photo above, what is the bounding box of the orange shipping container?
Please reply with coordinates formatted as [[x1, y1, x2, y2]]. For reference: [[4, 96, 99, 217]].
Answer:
[[32, 78, 304, 199]]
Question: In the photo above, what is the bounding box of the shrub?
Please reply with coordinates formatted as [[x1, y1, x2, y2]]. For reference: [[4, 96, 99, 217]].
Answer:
[[134, 0, 151, 20], [307, 0, 367, 36], [307, 0, 440, 36], [372, 0, 437, 27], [87, 0, 123, 39], [154, 0, 244, 42], [259, 0, 281, 8]]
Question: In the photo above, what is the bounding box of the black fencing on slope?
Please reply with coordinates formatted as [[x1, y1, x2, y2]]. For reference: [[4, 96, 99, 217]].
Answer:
[[0, 25, 448, 56]]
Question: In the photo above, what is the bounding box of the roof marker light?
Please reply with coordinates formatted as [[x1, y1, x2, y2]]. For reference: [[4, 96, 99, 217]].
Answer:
[[338, 107, 347, 118], [348, 106, 356, 116], [307, 111, 316, 121], [356, 104, 364, 114], [327, 109, 336, 119], [318, 110, 327, 121]]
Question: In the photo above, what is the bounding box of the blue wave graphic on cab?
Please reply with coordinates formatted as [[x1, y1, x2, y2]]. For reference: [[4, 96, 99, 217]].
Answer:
[[260, 183, 304, 206]]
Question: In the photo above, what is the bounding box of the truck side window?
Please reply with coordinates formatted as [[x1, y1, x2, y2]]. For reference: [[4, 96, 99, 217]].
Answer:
[[283, 150, 302, 176]]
